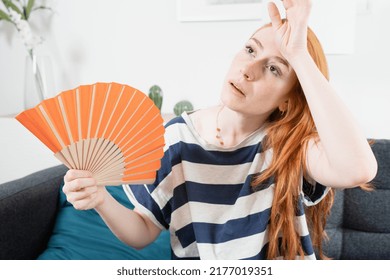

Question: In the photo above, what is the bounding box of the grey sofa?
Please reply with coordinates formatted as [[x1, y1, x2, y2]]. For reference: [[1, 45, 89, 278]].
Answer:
[[322, 139, 390, 259], [0, 164, 171, 260], [0, 139, 389, 260]]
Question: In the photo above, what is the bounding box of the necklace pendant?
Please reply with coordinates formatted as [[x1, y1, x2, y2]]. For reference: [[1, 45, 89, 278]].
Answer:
[[216, 105, 225, 146], [216, 128, 224, 145]]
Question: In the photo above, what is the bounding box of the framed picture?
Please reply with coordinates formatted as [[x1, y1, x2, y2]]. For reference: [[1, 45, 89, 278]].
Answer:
[[176, 0, 357, 54], [176, 0, 265, 22]]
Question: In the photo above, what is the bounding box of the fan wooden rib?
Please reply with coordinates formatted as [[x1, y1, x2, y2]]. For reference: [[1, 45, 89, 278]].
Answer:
[[15, 82, 165, 185]]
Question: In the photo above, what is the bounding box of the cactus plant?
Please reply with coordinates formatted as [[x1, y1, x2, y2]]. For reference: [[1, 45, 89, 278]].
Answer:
[[174, 100, 194, 116], [148, 85, 163, 110]]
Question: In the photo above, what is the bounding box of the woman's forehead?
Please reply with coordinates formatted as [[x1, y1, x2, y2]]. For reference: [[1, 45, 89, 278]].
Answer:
[[250, 26, 274, 42], [249, 26, 283, 57]]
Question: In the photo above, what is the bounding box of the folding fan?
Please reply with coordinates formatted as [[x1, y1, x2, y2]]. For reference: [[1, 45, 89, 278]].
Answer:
[[15, 82, 165, 185]]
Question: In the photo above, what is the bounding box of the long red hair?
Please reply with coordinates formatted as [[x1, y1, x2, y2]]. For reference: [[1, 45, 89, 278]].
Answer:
[[252, 23, 336, 259]]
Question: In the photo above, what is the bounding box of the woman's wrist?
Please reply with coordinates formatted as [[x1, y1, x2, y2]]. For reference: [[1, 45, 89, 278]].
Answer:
[[285, 49, 312, 69], [94, 187, 112, 212]]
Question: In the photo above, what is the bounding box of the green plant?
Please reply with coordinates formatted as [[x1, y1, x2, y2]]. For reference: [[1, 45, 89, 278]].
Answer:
[[174, 100, 194, 116], [0, 0, 51, 52], [0, 0, 52, 101], [148, 85, 163, 111]]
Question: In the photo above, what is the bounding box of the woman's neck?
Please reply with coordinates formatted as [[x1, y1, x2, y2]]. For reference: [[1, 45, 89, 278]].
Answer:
[[215, 105, 267, 147], [190, 105, 268, 148]]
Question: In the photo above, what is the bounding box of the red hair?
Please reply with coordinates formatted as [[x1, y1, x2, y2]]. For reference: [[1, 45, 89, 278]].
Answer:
[[251, 22, 358, 259]]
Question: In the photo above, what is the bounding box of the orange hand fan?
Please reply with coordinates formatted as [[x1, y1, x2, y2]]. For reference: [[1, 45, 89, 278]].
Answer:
[[15, 82, 165, 185]]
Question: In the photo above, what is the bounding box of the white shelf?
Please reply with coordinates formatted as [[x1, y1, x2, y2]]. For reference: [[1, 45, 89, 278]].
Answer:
[[0, 117, 60, 184]]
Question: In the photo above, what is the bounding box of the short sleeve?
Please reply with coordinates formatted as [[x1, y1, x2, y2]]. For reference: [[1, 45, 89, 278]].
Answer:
[[301, 177, 330, 206], [122, 121, 182, 230], [123, 142, 178, 230]]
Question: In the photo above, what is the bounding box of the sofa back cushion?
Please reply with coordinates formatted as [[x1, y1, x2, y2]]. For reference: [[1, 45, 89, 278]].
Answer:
[[324, 139, 390, 259]]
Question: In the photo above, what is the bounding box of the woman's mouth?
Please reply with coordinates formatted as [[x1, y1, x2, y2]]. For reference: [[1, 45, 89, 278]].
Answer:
[[230, 82, 245, 96]]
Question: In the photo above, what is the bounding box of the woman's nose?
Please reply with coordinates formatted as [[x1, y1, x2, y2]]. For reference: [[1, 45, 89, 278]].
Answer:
[[240, 62, 256, 81]]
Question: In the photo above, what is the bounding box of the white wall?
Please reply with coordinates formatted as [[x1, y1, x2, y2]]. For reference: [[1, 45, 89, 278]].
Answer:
[[1, 0, 389, 139]]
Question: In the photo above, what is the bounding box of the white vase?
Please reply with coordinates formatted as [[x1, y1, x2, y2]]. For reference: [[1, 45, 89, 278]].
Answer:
[[24, 55, 55, 109]]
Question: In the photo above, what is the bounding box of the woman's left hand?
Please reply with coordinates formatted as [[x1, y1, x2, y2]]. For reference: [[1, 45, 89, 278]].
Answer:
[[267, 0, 312, 60]]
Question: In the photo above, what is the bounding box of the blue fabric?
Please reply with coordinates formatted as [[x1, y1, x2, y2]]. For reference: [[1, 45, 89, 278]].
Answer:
[[37, 185, 171, 260]]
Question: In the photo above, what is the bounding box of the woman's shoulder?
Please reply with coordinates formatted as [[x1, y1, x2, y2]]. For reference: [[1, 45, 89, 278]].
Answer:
[[188, 106, 219, 139], [163, 107, 219, 148], [165, 114, 186, 127], [165, 107, 216, 134]]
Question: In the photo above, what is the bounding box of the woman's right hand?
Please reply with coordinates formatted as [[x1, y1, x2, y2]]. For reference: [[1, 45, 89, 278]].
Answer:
[[62, 169, 108, 210], [63, 170, 162, 248], [267, 0, 312, 60]]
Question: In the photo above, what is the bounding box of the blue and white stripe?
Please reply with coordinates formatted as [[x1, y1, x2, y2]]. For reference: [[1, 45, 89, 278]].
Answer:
[[123, 112, 328, 259]]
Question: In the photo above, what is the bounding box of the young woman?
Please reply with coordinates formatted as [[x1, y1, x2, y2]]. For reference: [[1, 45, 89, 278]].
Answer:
[[62, 0, 377, 259]]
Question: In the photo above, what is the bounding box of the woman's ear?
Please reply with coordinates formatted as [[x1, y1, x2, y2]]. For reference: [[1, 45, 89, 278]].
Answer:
[[278, 100, 289, 113]]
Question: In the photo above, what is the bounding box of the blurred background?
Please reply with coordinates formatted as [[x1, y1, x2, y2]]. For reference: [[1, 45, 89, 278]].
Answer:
[[0, 0, 389, 183]]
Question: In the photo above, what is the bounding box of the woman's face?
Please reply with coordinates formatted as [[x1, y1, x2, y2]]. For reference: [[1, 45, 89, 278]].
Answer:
[[221, 27, 298, 117]]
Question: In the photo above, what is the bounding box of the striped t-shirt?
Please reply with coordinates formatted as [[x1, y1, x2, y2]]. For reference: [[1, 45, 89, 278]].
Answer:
[[123, 111, 329, 260]]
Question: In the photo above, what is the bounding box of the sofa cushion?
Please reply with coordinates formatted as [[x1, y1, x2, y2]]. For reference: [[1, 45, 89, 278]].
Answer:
[[0, 165, 67, 260], [344, 140, 390, 233], [341, 139, 390, 259], [323, 139, 390, 260], [322, 190, 344, 259], [38, 185, 171, 260]]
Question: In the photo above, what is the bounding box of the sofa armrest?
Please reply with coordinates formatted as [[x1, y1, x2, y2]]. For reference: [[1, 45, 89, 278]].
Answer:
[[0, 165, 68, 260]]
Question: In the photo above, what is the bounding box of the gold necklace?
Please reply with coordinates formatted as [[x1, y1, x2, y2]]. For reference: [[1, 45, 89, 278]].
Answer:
[[215, 105, 225, 146], [215, 105, 264, 147]]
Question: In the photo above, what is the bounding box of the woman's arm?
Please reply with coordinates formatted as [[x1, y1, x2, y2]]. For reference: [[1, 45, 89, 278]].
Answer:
[[268, 0, 377, 188], [63, 170, 162, 249], [290, 52, 377, 188]]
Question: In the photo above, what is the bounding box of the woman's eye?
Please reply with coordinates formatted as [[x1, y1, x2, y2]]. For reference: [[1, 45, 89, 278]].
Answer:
[[267, 65, 280, 76], [245, 46, 254, 54]]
